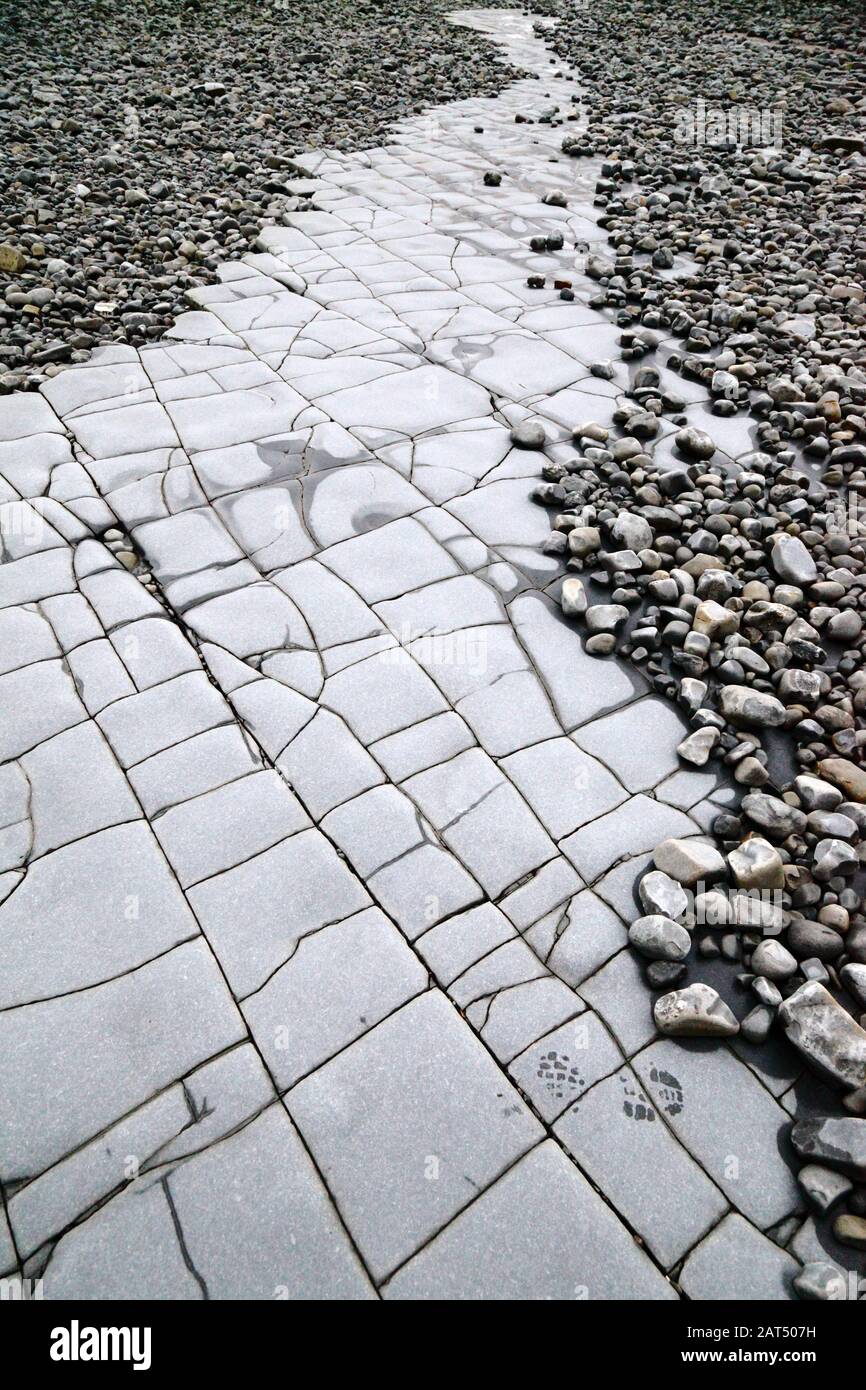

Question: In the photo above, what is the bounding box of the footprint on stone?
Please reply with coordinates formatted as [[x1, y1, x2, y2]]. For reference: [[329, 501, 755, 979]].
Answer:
[[619, 1074, 656, 1121], [536, 1049, 584, 1101], [649, 1065, 684, 1117]]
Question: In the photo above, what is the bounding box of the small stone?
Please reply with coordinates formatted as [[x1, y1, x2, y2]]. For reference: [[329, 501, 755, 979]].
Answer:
[[692, 600, 738, 638], [0, 243, 27, 274], [646, 960, 688, 990], [610, 511, 653, 551], [653, 982, 739, 1037], [797, 1164, 853, 1214], [793, 1262, 849, 1301], [741, 793, 806, 838], [751, 939, 797, 982], [675, 426, 716, 460], [791, 1117, 866, 1179], [585, 632, 616, 656], [653, 838, 727, 887], [771, 535, 818, 586], [816, 758, 866, 804], [638, 870, 689, 921], [727, 837, 784, 890], [560, 576, 587, 617], [793, 776, 843, 812], [719, 686, 787, 729], [510, 420, 546, 449], [734, 756, 769, 787], [677, 727, 719, 766], [628, 914, 692, 962], [753, 977, 782, 1007], [585, 604, 628, 634], [832, 1214, 866, 1250], [787, 919, 844, 961], [739, 1004, 773, 1043], [812, 838, 858, 881], [567, 526, 601, 558]]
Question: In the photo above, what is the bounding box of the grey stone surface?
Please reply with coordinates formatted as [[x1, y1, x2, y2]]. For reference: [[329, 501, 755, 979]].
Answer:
[[560, 797, 698, 883], [633, 1042, 801, 1228], [0, 822, 199, 1008], [0, 5, 807, 1298], [42, 1180, 204, 1300], [151, 770, 308, 887], [404, 749, 556, 898], [416, 902, 517, 987], [679, 1214, 799, 1301], [382, 1141, 676, 1300], [573, 698, 687, 794], [500, 737, 626, 839], [287, 991, 542, 1281], [579, 949, 657, 1056], [243, 906, 427, 1088], [165, 1105, 376, 1299], [555, 1067, 728, 1268], [0, 938, 245, 1179], [188, 828, 370, 997], [508, 1011, 621, 1122], [532, 888, 629, 986]]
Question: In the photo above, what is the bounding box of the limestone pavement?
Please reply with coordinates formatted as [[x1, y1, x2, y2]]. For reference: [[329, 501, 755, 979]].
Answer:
[[0, 11, 804, 1299]]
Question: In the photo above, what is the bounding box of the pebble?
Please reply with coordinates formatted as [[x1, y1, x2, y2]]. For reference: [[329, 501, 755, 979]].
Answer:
[[771, 536, 818, 587], [793, 1263, 849, 1301], [780, 983, 866, 1092], [751, 939, 797, 982], [653, 982, 739, 1038], [559, 576, 588, 617], [832, 1213, 866, 1250], [585, 603, 628, 634], [510, 420, 547, 449], [739, 1005, 774, 1044], [628, 914, 692, 962], [638, 870, 689, 922], [718, 687, 787, 730], [796, 1164, 853, 1214], [727, 837, 784, 891]]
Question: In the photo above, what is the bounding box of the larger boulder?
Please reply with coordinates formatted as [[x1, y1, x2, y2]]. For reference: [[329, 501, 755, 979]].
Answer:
[[778, 981, 866, 1091]]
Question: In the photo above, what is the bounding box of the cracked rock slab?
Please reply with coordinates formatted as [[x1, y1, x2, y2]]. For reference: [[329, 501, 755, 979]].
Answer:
[[286, 990, 543, 1282]]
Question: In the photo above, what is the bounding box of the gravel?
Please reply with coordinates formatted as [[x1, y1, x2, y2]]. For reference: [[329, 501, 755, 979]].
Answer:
[[525, 0, 866, 1291], [0, 0, 518, 390]]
